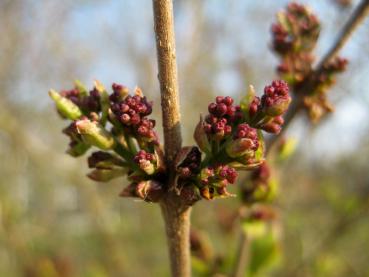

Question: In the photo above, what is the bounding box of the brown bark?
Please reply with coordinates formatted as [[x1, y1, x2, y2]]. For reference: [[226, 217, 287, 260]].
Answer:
[[160, 196, 192, 277], [152, 0, 182, 164], [152, 1, 191, 276]]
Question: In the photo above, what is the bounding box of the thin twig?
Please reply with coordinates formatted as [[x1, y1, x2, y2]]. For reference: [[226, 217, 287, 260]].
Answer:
[[315, 0, 369, 73], [267, 0, 369, 152], [232, 231, 249, 277], [232, 1, 369, 275], [152, 1, 191, 277]]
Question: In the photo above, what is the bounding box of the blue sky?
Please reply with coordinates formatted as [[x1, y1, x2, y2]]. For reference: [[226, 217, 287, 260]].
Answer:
[[15, 0, 369, 158]]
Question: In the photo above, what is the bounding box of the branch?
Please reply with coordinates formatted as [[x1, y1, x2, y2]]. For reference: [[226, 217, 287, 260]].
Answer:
[[232, 1, 369, 275], [267, 0, 369, 152], [153, 0, 182, 164], [315, 0, 369, 73], [232, 231, 249, 277], [160, 195, 192, 277], [152, 1, 191, 276]]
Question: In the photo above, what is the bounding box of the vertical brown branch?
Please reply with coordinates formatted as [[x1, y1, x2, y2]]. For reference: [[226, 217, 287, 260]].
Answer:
[[152, 1, 191, 277], [160, 195, 192, 277], [153, 0, 182, 164]]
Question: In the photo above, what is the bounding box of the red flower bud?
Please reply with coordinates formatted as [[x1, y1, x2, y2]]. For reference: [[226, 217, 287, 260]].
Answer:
[[261, 80, 291, 116], [134, 150, 156, 175]]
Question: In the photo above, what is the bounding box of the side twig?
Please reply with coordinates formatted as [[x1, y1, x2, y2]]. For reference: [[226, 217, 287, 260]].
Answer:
[[152, 1, 191, 277], [232, 231, 249, 277], [315, 0, 369, 73], [267, 0, 369, 152], [232, 1, 369, 276]]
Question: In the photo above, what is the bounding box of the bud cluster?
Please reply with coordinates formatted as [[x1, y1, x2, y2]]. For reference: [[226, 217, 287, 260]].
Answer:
[[199, 165, 238, 199], [49, 81, 165, 201], [302, 58, 348, 123], [176, 147, 202, 178], [133, 150, 157, 175], [204, 96, 242, 140], [233, 123, 258, 142], [272, 3, 320, 86], [59, 88, 80, 106], [246, 80, 291, 134], [62, 121, 90, 157], [110, 84, 157, 144], [261, 80, 291, 116], [60, 86, 101, 117], [271, 3, 348, 123], [190, 80, 290, 200], [120, 180, 165, 202], [272, 3, 320, 55], [50, 78, 290, 204], [226, 123, 259, 159]]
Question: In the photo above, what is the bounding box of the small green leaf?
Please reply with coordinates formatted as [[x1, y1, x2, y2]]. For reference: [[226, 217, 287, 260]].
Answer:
[[76, 119, 115, 150], [49, 89, 82, 120], [87, 168, 126, 182], [74, 79, 88, 96], [94, 80, 109, 126], [66, 141, 90, 157], [240, 85, 256, 119]]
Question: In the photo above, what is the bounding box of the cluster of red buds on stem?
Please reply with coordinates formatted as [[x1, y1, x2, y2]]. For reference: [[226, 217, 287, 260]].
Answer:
[[178, 80, 292, 201], [49, 81, 165, 202], [271, 2, 348, 122], [303, 56, 348, 121], [50, 79, 291, 205], [272, 2, 320, 85]]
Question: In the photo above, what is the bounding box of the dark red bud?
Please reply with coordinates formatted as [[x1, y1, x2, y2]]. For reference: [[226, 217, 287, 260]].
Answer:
[[224, 96, 234, 106], [215, 96, 224, 104], [121, 113, 130, 123], [208, 103, 217, 114], [216, 103, 228, 116]]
